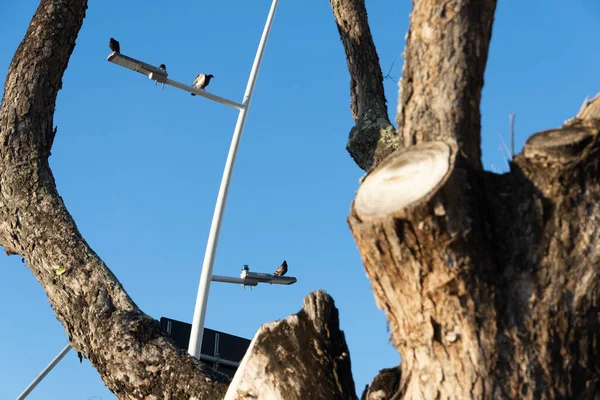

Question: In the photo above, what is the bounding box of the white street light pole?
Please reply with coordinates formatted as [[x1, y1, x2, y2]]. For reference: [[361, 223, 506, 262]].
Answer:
[[187, 0, 280, 358]]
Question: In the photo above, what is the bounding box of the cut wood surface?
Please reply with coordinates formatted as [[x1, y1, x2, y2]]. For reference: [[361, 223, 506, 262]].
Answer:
[[354, 141, 452, 220]]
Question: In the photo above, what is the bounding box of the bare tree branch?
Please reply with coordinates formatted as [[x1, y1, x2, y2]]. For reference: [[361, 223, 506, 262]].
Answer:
[[396, 0, 497, 169], [328, 0, 398, 171], [0, 1, 229, 398], [509, 113, 516, 158]]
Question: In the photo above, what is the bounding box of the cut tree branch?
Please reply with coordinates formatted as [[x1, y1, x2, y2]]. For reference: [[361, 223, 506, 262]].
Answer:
[[225, 291, 357, 400], [348, 141, 499, 398], [396, 0, 497, 169], [329, 0, 397, 171], [0, 1, 229, 398]]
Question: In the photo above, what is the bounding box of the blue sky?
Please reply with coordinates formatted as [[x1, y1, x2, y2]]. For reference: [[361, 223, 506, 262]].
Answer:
[[1, 1, 598, 399]]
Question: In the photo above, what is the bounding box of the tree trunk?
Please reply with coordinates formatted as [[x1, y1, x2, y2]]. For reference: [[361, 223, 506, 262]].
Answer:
[[225, 291, 357, 400], [349, 114, 600, 399], [334, 0, 600, 398], [349, 141, 499, 398]]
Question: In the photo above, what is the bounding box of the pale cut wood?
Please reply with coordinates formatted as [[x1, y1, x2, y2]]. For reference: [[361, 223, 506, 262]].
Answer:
[[523, 127, 595, 161], [576, 92, 600, 121], [355, 141, 452, 220]]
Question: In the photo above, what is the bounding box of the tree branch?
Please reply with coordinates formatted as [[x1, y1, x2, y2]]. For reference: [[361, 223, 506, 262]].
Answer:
[[0, 1, 229, 398], [396, 0, 497, 169], [225, 291, 357, 400], [348, 141, 499, 398], [328, 0, 397, 171]]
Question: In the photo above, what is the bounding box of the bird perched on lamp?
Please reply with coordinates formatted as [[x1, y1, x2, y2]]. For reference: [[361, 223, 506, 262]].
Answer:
[[191, 73, 214, 95], [109, 38, 120, 53], [155, 64, 167, 88], [274, 260, 288, 276]]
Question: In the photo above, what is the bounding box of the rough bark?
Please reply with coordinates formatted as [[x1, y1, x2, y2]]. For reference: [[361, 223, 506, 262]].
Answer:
[[338, 0, 600, 396], [0, 1, 230, 398], [396, 0, 497, 169], [328, 0, 397, 171], [349, 107, 600, 398], [361, 366, 402, 400], [349, 141, 499, 398], [225, 290, 357, 400], [488, 114, 600, 399]]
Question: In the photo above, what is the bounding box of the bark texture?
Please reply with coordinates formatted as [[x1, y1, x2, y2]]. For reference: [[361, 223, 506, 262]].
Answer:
[[360, 366, 402, 400], [349, 141, 498, 398], [328, 0, 397, 171], [341, 0, 600, 397], [225, 290, 357, 400], [0, 1, 230, 398], [349, 109, 600, 398], [396, 0, 497, 169]]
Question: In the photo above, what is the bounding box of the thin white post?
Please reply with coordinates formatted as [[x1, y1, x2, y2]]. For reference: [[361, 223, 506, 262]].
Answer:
[[17, 344, 71, 400], [187, 0, 280, 358]]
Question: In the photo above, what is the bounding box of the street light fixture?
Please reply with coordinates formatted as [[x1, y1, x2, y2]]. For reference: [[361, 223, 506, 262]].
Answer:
[[107, 0, 282, 359], [106, 52, 244, 110], [212, 265, 297, 288]]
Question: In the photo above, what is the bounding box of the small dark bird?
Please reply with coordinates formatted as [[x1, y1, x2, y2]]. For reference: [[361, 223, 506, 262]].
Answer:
[[155, 64, 167, 88], [109, 38, 120, 53], [274, 260, 288, 276], [190, 73, 214, 96]]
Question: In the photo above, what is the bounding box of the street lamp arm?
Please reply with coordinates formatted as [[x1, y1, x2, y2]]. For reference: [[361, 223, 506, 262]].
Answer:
[[165, 78, 244, 110], [107, 52, 244, 110]]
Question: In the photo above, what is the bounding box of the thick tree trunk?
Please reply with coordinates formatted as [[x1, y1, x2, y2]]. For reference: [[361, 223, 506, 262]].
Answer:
[[349, 114, 600, 398], [349, 141, 499, 398], [328, 0, 397, 171], [225, 291, 357, 400], [335, 0, 600, 398]]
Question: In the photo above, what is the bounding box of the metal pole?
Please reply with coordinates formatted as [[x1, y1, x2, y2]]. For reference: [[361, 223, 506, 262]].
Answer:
[[187, 0, 280, 358], [17, 344, 71, 400]]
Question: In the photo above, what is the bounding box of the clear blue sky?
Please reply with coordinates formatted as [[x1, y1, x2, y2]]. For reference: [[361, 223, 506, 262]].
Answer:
[[1, 1, 598, 399]]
